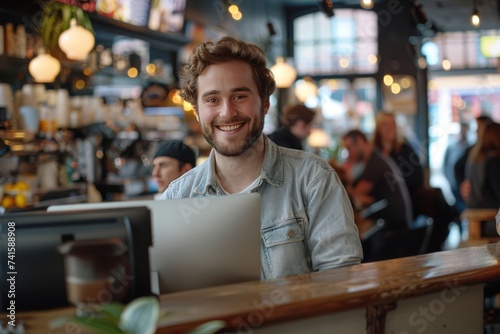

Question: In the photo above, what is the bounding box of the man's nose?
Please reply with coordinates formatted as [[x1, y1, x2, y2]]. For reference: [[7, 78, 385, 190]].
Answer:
[[219, 99, 237, 119]]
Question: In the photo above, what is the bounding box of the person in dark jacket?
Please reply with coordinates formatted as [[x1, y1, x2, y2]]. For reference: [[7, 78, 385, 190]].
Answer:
[[268, 104, 316, 150]]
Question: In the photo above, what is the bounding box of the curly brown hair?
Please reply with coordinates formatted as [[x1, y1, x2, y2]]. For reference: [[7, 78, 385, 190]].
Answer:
[[178, 36, 276, 108]]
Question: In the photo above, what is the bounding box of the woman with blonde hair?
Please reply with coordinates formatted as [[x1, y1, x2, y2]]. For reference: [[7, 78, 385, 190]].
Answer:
[[372, 111, 424, 197], [373, 111, 457, 252]]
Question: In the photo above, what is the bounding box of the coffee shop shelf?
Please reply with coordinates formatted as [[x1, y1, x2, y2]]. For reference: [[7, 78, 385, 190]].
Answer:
[[3, 183, 87, 212]]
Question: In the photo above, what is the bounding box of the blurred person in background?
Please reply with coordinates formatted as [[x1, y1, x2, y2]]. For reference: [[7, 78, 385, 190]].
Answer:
[[342, 129, 413, 231], [463, 122, 500, 211], [372, 111, 456, 252], [372, 111, 424, 199], [455, 115, 493, 204], [152, 140, 196, 198], [268, 104, 316, 150], [443, 122, 470, 214]]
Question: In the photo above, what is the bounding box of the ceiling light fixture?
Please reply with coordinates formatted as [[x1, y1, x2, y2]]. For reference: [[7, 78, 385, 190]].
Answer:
[[471, 2, 480, 27], [28, 48, 61, 83], [58, 18, 95, 60], [360, 0, 374, 10], [270, 57, 297, 88]]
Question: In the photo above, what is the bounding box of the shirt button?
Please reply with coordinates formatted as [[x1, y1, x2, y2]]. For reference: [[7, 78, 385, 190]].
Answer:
[[287, 229, 296, 238]]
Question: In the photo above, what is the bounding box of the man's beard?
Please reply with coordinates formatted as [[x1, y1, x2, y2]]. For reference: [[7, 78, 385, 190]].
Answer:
[[200, 109, 265, 157]]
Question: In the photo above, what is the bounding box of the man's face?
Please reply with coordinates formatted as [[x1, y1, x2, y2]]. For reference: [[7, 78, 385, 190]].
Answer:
[[152, 156, 185, 193], [195, 60, 268, 157], [343, 137, 364, 163]]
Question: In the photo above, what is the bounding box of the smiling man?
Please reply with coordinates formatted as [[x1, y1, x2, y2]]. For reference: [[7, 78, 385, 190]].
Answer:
[[160, 37, 362, 279]]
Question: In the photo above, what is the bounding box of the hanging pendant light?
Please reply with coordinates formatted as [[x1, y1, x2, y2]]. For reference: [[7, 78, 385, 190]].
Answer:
[[58, 18, 95, 60], [270, 57, 297, 88], [360, 0, 374, 10], [471, 5, 480, 27], [28, 49, 61, 83]]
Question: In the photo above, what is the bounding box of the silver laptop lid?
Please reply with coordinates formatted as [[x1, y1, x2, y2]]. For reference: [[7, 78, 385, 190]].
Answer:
[[49, 193, 262, 294]]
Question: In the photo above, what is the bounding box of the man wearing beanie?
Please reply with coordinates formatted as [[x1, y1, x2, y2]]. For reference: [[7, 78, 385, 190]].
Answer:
[[152, 140, 196, 197]]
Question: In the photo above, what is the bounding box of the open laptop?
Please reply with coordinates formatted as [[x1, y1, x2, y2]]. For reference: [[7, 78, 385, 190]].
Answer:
[[48, 193, 262, 295]]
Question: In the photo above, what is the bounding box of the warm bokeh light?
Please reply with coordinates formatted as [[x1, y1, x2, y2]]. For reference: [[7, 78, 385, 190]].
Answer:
[[294, 77, 318, 102], [127, 67, 139, 78], [171, 90, 183, 104], [83, 67, 92, 76], [400, 77, 411, 89], [183, 101, 193, 111], [228, 5, 239, 14], [232, 11, 242, 20], [383, 75, 393, 86], [146, 63, 156, 75], [391, 83, 401, 94], [339, 58, 349, 68], [471, 13, 480, 27], [368, 54, 378, 64], [75, 79, 86, 90], [442, 59, 451, 71]]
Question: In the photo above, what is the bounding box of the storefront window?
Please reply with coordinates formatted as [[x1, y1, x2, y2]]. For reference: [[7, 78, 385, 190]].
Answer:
[[293, 9, 378, 75], [424, 30, 500, 70], [428, 74, 500, 203]]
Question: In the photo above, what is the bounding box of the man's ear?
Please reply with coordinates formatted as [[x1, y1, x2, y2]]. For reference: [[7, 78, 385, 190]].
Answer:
[[263, 99, 270, 115], [193, 109, 199, 122]]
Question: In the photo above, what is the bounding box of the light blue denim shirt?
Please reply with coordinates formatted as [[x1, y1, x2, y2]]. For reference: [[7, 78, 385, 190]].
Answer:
[[160, 135, 363, 279]]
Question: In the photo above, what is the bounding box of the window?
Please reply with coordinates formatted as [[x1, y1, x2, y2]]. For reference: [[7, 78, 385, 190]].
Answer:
[[293, 9, 378, 75]]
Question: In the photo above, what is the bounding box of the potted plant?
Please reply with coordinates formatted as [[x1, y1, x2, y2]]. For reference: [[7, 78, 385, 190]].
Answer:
[[37, 1, 94, 60]]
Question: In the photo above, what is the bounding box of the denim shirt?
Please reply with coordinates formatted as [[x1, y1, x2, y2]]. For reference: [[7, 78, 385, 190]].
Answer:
[[160, 135, 363, 279]]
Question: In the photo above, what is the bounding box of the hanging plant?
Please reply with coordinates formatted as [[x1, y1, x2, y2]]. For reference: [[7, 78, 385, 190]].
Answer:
[[37, 1, 95, 58]]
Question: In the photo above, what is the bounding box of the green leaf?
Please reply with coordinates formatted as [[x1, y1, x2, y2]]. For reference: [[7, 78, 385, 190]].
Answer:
[[119, 296, 160, 334], [101, 303, 125, 322], [76, 8, 86, 27], [187, 320, 226, 334], [49, 20, 63, 53], [40, 14, 56, 49], [62, 5, 71, 29]]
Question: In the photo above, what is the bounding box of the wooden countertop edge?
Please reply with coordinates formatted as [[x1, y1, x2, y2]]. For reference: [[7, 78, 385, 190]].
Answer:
[[157, 244, 500, 333], [13, 244, 500, 334]]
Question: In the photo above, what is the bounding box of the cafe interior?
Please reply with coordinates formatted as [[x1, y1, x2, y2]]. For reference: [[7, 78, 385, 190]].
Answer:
[[1, 0, 500, 333]]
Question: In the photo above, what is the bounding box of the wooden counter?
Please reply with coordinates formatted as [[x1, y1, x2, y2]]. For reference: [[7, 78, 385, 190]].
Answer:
[[11, 243, 500, 334]]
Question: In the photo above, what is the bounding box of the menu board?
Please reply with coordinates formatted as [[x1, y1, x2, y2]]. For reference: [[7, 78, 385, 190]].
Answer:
[[148, 0, 186, 33], [95, 0, 150, 27]]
